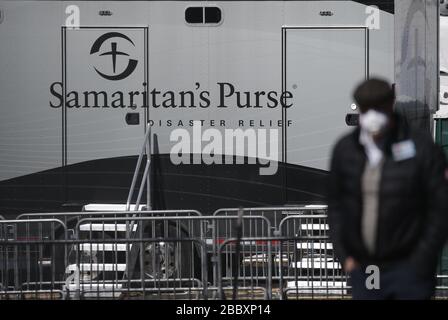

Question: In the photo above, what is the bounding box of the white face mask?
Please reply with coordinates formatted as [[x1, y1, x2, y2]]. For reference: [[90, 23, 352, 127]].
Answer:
[[359, 110, 389, 135]]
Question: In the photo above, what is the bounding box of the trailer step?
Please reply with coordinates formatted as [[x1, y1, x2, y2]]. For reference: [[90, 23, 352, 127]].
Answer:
[[65, 283, 123, 290], [78, 243, 130, 251], [287, 280, 347, 288], [290, 260, 341, 269], [300, 224, 329, 231], [64, 284, 123, 298], [66, 263, 127, 272], [296, 242, 333, 250], [286, 281, 348, 295], [79, 223, 137, 232]]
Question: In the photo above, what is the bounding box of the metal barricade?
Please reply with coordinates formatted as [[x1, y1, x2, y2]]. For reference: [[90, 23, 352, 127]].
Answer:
[[69, 215, 272, 300], [0, 219, 68, 300], [0, 213, 272, 300], [217, 236, 273, 300], [214, 206, 331, 299], [65, 238, 208, 300], [4, 206, 448, 300], [275, 214, 448, 300], [207, 214, 272, 295], [65, 215, 206, 299], [276, 215, 348, 300], [208, 210, 273, 299]]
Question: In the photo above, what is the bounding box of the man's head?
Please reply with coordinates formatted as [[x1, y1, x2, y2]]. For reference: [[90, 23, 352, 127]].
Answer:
[[353, 78, 395, 115], [353, 78, 395, 136]]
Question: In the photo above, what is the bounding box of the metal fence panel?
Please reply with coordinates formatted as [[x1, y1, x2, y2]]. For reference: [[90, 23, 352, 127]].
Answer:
[[276, 215, 349, 300], [1, 207, 447, 300], [68, 215, 207, 300], [0, 219, 68, 299], [62, 214, 270, 299], [217, 237, 272, 300]]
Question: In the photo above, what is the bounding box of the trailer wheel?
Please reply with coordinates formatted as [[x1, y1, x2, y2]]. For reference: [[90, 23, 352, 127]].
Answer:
[[142, 241, 177, 279], [138, 223, 201, 280]]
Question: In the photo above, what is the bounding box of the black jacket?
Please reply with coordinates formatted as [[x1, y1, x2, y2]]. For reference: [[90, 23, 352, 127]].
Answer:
[[327, 113, 448, 277]]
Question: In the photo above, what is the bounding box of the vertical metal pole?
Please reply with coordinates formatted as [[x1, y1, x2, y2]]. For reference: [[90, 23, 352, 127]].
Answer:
[[232, 207, 244, 300], [126, 126, 151, 211], [146, 125, 152, 210]]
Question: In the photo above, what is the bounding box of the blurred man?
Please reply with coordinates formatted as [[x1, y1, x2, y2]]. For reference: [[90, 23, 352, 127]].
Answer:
[[328, 78, 448, 300]]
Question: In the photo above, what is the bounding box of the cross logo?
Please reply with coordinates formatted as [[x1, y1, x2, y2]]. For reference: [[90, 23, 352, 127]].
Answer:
[[90, 32, 138, 81]]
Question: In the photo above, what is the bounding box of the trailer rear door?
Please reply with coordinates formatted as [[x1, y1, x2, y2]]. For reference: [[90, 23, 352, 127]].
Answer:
[[283, 27, 368, 171], [63, 27, 148, 166], [62, 27, 148, 203]]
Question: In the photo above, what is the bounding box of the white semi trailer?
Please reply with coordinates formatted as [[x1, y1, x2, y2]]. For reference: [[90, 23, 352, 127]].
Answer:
[[0, 0, 395, 217]]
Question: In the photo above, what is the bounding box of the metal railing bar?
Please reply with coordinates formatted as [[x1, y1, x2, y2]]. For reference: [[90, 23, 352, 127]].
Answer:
[[126, 125, 152, 212]]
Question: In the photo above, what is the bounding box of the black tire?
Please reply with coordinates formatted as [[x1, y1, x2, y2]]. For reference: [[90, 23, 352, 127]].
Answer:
[[133, 222, 202, 282]]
